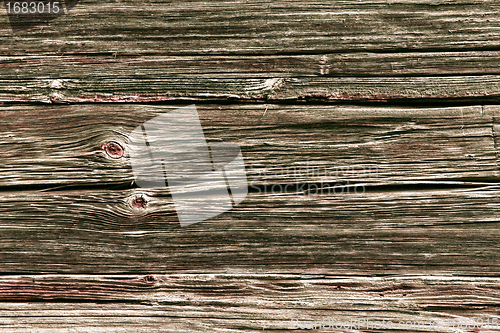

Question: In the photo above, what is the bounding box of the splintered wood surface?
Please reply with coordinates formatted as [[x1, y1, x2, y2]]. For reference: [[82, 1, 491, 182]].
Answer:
[[1, 0, 500, 332]]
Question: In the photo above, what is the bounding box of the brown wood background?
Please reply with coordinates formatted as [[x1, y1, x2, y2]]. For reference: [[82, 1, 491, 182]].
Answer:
[[1, 0, 500, 331]]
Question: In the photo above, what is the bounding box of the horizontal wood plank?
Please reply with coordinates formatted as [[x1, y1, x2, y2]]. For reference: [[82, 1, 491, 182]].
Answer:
[[1, 0, 500, 55], [0, 187, 500, 274], [0, 275, 498, 332], [0, 104, 498, 189], [3, 76, 500, 103], [2, 51, 500, 79]]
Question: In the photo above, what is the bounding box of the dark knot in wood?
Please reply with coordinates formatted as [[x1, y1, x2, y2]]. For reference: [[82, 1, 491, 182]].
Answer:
[[144, 275, 156, 283], [103, 141, 123, 158], [131, 195, 147, 209]]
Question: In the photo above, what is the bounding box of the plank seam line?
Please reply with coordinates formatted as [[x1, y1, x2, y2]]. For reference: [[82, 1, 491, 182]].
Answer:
[[6, 46, 500, 57], [490, 105, 500, 177], [2, 100, 500, 108]]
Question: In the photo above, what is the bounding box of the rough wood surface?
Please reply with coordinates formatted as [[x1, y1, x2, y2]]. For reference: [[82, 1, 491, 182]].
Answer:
[[2, 0, 500, 102], [1, 103, 500, 331], [1, 187, 500, 276], [4, 75, 500, 103], [3, 51, 500, 79], [2, 0, 500, 55], [2, 0, 500, 331], [0, 104, 497, 188], [0, 103, 499, 276], [0, 275, 499, 332]]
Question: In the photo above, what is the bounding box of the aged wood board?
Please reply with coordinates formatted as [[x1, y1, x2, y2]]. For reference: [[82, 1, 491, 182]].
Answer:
[[1, 0, 500, 332]]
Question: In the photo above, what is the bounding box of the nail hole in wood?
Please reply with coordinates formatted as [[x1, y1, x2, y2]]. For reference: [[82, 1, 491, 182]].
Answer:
[[103, 141, 123, 159]]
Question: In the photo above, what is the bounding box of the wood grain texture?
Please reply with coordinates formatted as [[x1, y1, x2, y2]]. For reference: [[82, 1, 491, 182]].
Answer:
[[2, 51, 500, 79], [1, 0, 500, 55], [2, 0, 500, 331], [0, 104, 499, 276], [1, 187, 500, 276], [4, 75, 500, 103], [0, 274, 499, 332], [2, 1, 500, 102], [0, 104, 498, 188]]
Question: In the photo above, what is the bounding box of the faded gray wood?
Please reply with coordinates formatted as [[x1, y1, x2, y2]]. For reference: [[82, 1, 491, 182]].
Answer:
[[3, 52, 500, 79], [2, 0, 500, 102]]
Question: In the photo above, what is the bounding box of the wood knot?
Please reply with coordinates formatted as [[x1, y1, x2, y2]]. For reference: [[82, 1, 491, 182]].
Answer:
[[144, 275, 156, 283], [49, 79, 65, 89], [131, 195, 148, 209], [103, 141, 123, 158]]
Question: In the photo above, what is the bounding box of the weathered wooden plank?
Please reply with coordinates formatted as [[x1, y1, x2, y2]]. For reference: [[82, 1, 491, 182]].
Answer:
[[2, 0, 500, 102], [1, 0, 500, 55], [0, 104, 497, 189], [0, 275, 498, 332], [2, 51, 500, 79], [2, 0, 500, 331], [0, 105, 498, 294], [0, 187, 500, 274], [3, 76, 500, 102]]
